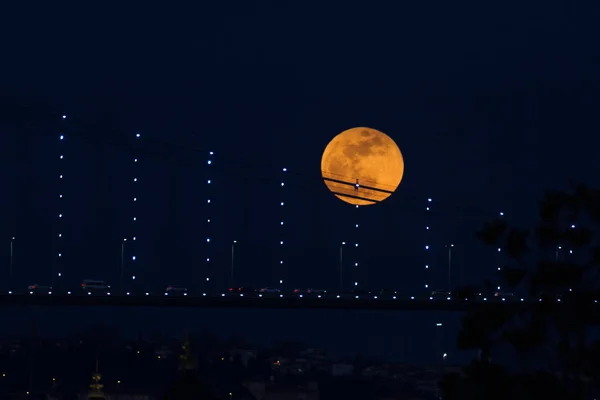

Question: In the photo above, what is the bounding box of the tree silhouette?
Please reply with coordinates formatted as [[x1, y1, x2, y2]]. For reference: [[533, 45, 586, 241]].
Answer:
[[443, 183, 600, 398]]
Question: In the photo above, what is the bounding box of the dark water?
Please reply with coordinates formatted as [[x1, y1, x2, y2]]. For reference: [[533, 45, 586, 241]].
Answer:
[[0, 306, 472, 365]]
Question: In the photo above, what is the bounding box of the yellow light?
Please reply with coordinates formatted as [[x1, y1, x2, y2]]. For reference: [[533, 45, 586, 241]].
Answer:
[[117, 380, 121, 384], [221, 357, 224, 361], [52, 377, 56, 381], [157, 355, 161, 359], [2, 373, 5, 377]]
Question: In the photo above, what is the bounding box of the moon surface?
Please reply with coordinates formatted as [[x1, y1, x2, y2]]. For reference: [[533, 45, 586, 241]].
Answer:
[[321, 127, 404, 206]]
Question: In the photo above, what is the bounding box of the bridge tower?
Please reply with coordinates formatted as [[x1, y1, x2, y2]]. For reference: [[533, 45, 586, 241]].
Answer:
[[205, 151, 214, 290], [278, 167, 287, 290], [424, 197, 433, 294], [352, 202, 363, 288], [321, 176, 395, 290], [55, 114, 68, 287], [124, 132, 142, 292], [495, 211, 505, 294]]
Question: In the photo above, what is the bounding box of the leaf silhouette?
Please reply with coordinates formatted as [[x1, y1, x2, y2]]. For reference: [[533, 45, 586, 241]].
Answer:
[[458, 183, 600, 397], [475, 219, 508, 246], [504, 227, 529, 259], [499, 266, 527, 290]]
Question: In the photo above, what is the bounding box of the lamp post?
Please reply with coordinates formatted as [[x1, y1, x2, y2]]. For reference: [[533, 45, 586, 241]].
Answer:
[[446, 244, 454, 291], [231, 240, 237, 285], [339, 242, 345, 292], [435, 322, 445, 367], [121, 239, 127, 292]]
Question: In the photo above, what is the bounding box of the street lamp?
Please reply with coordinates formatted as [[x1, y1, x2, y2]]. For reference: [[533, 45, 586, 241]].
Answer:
[[231, 240, 237, 284], [446, 244, 454, 291], [435, 322, 446, 365], [339, 242, 345, 291]]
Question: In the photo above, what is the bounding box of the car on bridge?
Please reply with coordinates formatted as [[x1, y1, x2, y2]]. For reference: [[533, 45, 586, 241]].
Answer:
[[493, 291, 514, 300], [165, 285, 188, 296], [258, 287, 281, 295], [431, 290, 452, 300], [228, 287, 254, 296], [28, 284, 53, 295], [81, 279, 110, 295]]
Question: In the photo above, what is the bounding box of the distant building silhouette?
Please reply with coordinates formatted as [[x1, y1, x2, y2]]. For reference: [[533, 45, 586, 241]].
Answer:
[[85, 358, 106, 400], [160, 337, 220, 400]]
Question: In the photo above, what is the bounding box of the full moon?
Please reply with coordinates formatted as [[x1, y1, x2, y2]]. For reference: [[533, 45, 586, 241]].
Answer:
[[321, 127, 404, 206]]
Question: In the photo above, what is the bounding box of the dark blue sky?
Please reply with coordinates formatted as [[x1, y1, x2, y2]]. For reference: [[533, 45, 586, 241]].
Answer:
[[1, 2, 600, 363]]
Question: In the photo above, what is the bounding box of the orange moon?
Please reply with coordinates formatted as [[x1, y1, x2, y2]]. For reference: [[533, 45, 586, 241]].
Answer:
[[321, 127, 404, 206]]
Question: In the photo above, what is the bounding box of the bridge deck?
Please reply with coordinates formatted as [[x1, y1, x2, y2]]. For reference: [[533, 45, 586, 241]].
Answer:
[[0, 295, 531, 311]]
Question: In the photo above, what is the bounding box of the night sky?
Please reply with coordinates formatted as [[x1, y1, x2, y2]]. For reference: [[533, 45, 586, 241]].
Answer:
[[1, 2, 600, 363]]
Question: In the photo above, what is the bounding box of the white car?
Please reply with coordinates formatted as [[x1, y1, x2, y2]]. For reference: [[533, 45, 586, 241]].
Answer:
[[494, 292, 514, 298], [81, 279, 110, 293], [166, 285, 187, 295], [258, 287, 280, 294], [28, 284, 52, 294], [431, 290, 451, 299]]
